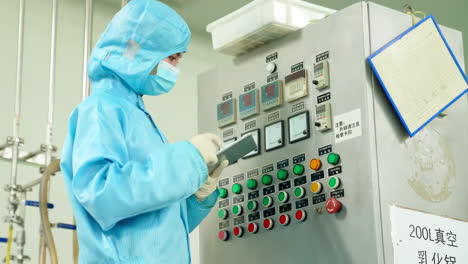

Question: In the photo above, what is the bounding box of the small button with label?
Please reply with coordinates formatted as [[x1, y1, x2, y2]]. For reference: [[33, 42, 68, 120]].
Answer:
[[310, 181, 322, 194], [279, 214, 290, 226], [294, 187, 305, 198], [327, 153, 340, 165], [247, 179, 258, 190], [277, 169, 289, 181], [218, 209, 228, 220], [232, 184, 243, 194], [263, 218, 274, 230], [247, 200, 258, 211], [248, 223, 258, 233], [328, 176, 341, 189], [262, 196, 273, 208], [218, 230, 229, 241], [262, 174, 273, 185], [309, 158, 322, 171], [293, 164, 305, 175], [278, 191, 289, 203], [295, 210, 307, 222], [233, 226, 244, 238], [232, 205, 243, 216], [219, 188, 228, 198]]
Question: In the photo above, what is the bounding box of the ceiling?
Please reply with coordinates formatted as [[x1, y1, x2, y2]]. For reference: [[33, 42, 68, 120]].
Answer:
[[103, 0, 468, 64]]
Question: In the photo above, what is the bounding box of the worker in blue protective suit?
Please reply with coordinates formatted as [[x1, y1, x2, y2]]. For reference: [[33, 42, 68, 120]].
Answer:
[[60, 0, 228, 263]]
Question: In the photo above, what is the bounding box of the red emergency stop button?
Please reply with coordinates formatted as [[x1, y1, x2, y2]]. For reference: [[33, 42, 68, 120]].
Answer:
[[263, 218, 274, 230], [248, 222, 258, 233], [295, 210, 307, 222], [279, 214, 290, 226], [233, 226, 244, 238], [218, 230, 229, 241], [326, 197, 342, 214]]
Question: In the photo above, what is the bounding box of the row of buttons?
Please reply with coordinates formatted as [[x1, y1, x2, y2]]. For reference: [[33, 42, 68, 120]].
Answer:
[[219, 153, 341, 199], [218, 210, 308, 241], [218, 182, 341, 219], [219, 197, 343, 241]]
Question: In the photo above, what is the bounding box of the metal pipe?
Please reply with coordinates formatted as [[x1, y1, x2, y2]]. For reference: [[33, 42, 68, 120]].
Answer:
[[11, 0, 26, 187], [81, 0, 93, 100], [46, 0, 57, 163]]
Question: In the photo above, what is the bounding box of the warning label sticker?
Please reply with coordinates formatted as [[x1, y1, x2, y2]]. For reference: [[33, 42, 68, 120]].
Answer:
[[334, 109, 362, 143]]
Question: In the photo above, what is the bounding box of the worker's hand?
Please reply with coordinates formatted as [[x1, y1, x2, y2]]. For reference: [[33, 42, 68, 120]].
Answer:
[[190, 133, 222, 168], [195, 160, 229, 201]]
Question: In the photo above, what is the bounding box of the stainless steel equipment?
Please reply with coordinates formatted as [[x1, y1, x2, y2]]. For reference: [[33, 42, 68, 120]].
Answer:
[[197, 2, 467, 263]]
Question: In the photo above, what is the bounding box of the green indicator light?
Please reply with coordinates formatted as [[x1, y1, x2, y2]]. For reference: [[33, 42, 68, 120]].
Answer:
[[277, 169, 289, 180], [328, 176, 341, 189], [218, 210, 227, 219], [263, 196, 272, 207], [293, 164, 305, 175], [278, 192, 288, 202], [233, 205, 242, 215], [247, 179, 257, 190], [219, 188, 228, 198], [294, 187, 304, 198], [327, 153, 341, 165], [232, 184, 243, 194], [247, 201, 257, 211], [262, 174, 273, 185]]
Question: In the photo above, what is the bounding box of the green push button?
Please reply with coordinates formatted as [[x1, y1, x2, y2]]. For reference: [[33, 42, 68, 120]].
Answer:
[[262, 174, 273, 185], [232, 205, 243, 216], [328, 176, 341, 189], [232, 184, 243, 194], [294, 187, 305, 198], [263, 196, 273, 207], [218, 209, 228, 220], [327, 153, 340, 165], [278, 191, 289, 203], [277, 169, 289, 181], [293, 164, 305, 175], [219, 188, 228, 198], [247, 200, 258, 211], [247, 179, 258, 190]]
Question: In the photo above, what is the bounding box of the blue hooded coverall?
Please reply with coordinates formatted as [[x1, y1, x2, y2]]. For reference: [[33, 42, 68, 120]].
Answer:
[[60, 0, 218, 263]]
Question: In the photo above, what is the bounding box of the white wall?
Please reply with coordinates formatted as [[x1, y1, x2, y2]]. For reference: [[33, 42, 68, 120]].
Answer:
[[0, 0, 229, 263]]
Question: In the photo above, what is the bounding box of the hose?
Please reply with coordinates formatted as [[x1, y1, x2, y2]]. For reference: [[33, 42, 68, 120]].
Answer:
[[6, 225, 13, 264], [73, 218, 79, 264], [39, 159, 60, 264]]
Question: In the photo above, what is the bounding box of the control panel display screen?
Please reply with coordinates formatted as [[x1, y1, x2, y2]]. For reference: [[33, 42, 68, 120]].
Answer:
[[261, 80, 283, 111], [288, 111, 310, 143], [217, 99, 237, 128], [239, 90, 259, 120], [264, 121, 284, 151], [285, 69, 308, 102]]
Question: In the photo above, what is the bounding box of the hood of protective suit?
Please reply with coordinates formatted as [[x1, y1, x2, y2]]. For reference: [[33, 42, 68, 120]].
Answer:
[[88, 0, 191, 96]]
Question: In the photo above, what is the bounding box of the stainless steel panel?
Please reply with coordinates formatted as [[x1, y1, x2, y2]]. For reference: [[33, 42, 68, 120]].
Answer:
[[197, 2, 467, 263]]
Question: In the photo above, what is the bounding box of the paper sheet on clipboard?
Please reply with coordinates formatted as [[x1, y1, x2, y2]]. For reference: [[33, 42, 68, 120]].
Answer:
[[368, 15, 468, 137]]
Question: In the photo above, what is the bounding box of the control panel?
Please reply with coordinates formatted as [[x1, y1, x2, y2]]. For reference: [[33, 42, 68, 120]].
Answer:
[[198, 2, 468, 264]]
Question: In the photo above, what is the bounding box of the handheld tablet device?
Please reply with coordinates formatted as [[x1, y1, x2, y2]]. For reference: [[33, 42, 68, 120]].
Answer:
[[208, 134, 257, 173]]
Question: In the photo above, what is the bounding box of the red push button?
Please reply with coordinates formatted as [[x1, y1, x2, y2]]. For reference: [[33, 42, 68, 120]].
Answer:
[[326, 197, 342, 214], [233, 226, 244, 238], [279, 214, 290, 226], [248, 222, 258, 233], [263, 218, 274, 230], [218, 230, 229, 241], [295, 210, 307, 222]]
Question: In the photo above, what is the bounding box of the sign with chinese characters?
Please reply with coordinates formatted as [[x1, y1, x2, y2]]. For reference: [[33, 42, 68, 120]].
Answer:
[[390, 206, 468, 264], [334, 109, 362, 143]]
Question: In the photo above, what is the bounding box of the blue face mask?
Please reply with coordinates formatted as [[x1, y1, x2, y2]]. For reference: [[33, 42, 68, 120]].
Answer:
[[144, 60, 180, 96]]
